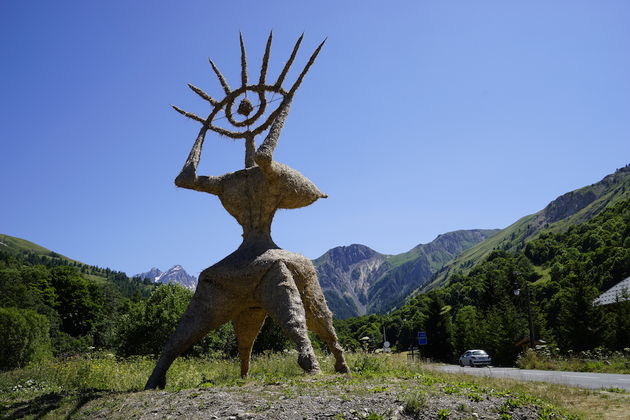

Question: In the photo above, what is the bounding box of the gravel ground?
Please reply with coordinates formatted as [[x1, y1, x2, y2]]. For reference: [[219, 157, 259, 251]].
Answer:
[[70, 378, 559, 419]]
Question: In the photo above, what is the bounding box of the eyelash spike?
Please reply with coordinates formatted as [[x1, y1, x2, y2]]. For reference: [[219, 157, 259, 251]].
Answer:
[[288, 37, 326, 96], [208, 58, 231, 95], [187, 84, 218, 106], [274, 33, 303, 88], [259, 31, 273, 85], [172, 105, 206, 124], [239, 32, 248, 88]]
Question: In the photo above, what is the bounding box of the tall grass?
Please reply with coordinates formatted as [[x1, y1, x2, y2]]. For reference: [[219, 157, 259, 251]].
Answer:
[[0, 351, 432, 396], [516, 348, 630, 374]]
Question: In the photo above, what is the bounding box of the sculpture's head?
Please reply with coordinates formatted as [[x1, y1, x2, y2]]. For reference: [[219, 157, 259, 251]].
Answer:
[[173, 33, 325, 167]]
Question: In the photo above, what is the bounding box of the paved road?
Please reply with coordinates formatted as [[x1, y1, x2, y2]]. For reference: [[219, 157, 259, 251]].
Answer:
[[432, 365, 630, 391]]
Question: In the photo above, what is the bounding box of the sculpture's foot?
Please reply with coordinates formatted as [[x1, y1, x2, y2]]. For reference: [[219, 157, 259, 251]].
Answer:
[[334, 360, 351, 374], [144, 373, 166, 390], [298, 351, 321, 374]]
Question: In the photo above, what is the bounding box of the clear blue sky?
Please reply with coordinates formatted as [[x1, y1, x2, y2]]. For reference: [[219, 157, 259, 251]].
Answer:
[[2, 1, 629, 277]]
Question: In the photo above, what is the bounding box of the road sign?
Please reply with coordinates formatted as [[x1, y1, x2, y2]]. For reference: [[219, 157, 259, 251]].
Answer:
[[418, 331, 428, 345]]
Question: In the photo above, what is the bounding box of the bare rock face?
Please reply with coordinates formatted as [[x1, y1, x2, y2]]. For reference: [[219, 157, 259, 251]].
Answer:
[[315, 245, 389, 318], [541, 190, 598, 224]]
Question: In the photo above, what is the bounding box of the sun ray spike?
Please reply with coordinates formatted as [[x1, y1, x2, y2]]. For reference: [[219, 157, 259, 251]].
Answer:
[[171, 105, 206, 124], [288, 38, 326, 96], [208, 58, 231, 95], [274, 33, 304, 88], [187, 84, 218, 106], [259, 31, 273, 85], [239, 32, 248, 87]]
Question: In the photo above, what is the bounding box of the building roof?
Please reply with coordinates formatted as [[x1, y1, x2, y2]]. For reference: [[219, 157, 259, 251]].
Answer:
[[593, 276, 630, 306]]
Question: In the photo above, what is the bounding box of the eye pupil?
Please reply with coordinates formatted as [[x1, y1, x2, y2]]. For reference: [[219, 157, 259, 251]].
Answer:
[[237, 98, 254, 116]]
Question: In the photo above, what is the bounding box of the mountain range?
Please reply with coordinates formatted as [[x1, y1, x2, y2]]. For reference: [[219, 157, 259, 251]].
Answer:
[[314, 164, 630, 318], [314, 229, 499, 318], [134, 266, 198, 290]]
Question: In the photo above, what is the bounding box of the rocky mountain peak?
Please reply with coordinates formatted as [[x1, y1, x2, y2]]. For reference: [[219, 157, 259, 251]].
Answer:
[[135, 265, 198, 290], [325, 244, 382, 270]]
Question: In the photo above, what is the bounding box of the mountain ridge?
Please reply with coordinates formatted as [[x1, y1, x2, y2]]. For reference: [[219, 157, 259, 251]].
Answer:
[[315, 229, 500, 318], [421, 164, 630, 292]]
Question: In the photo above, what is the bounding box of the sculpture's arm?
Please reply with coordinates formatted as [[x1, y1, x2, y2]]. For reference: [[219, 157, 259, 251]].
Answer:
[[254, 99, 291, 176], [175, 126, 223, 195]]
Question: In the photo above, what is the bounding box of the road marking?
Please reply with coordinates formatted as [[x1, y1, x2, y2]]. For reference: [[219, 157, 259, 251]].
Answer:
[[615, 379, 630, 382], [564, 375, 599, 379]]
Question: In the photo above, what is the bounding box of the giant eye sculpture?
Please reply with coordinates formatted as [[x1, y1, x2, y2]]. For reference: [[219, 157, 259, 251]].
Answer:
[[145, 33, 349, 390]]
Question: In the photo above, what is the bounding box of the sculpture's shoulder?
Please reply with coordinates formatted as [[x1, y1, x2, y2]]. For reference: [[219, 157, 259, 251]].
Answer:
[[272, 162, 328, 209], [218, 167, 267, 205], [220, 166, 262, 183], [254, 248, 314, 267], [217, 163, 327, 210]]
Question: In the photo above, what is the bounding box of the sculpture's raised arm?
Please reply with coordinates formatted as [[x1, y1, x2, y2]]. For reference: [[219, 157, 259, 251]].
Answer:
[[174, 125, 223, 195], [254, 99, 291, 174]]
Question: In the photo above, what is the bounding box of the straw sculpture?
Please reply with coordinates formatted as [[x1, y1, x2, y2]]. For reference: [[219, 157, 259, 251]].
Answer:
[[145, 33, 349, 390]]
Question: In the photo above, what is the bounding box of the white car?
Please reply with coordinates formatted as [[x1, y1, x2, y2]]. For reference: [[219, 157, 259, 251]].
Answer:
[[459, 349, 491, 367]]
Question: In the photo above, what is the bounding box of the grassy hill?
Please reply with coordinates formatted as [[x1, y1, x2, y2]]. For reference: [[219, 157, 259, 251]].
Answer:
[[0, 233, 153, 299], [422, 164, 630, 292], [0, 234, 74, 261]]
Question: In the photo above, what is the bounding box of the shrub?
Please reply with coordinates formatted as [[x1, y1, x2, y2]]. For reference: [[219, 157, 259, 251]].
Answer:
[[403, 390, 427, 415], [350, 353, 384, 375], [0, 307, 52, 370], [515, 348, 541, 369]]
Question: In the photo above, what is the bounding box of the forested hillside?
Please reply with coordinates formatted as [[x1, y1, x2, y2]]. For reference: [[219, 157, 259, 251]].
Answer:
[[2, 186, 629, 371], [334, 196, 630, 365], [0, 237, 289, 371]]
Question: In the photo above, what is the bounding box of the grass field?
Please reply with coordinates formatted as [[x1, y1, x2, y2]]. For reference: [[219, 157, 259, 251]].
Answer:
[[1, 352, 628, 419]]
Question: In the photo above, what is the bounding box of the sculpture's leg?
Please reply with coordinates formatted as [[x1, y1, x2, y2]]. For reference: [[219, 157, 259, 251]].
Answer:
[[145, 281, 236, 390], [233, 308, 267, 378], [255, 261, 320, 374], [301, 281, 351, 374]]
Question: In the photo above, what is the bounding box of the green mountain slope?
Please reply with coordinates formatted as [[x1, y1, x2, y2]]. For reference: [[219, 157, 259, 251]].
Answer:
[[315, 229, 499, 318], [0, 233, 153, 298], [0, 234, 73, 260], [422, 164, 630, 292]]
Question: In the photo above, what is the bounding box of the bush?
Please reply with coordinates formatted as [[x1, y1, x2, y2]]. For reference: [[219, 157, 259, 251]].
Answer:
[[350, 353, 385, 375], [0, 307, 52, 370], [115, 284, 193, 356], [403, 390, 427, 415]]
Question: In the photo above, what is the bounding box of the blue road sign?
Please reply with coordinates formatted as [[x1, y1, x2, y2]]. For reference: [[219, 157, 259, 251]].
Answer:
[[418, 331, 427, 345]]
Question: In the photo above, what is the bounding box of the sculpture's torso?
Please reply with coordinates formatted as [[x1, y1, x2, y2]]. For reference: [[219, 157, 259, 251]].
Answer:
[[217, 162, 326, 247], [199, 161, 326, 295]]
